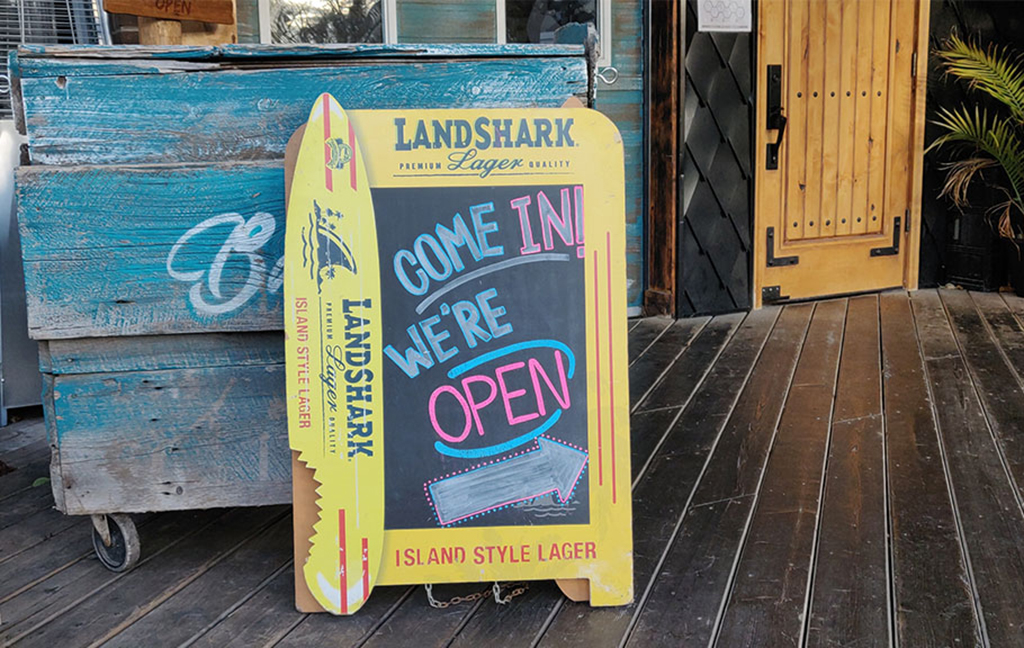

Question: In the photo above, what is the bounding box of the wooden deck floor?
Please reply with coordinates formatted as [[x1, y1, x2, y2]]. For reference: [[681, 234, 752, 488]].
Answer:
[[3, 289, 1024, 647]]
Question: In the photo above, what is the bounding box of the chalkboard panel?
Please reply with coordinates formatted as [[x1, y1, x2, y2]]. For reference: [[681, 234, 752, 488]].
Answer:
[[373, 186, 589, 529], [286, 99, 632, 613]]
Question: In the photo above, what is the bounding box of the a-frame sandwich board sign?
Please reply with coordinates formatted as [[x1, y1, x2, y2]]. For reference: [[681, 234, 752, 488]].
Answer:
[[285, 94, 632, 614]]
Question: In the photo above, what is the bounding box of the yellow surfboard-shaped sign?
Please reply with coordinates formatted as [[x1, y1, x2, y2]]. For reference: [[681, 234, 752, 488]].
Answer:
[[285, 94, 384, 615], [288, 95, 632, 614]]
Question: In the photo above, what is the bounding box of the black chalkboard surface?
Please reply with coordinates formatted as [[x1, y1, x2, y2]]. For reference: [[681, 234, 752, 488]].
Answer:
[[373, 186, 589, 529]]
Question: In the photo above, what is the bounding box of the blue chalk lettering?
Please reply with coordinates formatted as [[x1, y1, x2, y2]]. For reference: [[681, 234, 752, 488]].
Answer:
[[476, 288, 512, 339], [394, 249, 428, 296], [420, 314, 459, 363], [383, 324, 434, 378], [470, 202, 503, 258]]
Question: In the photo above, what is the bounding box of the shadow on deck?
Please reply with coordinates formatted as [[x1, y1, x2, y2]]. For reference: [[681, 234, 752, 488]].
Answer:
[[2, 288, 1023, 647]]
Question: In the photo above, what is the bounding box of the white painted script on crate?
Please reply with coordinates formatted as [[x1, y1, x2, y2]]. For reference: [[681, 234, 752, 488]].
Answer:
[[166, 212, 284, 316]]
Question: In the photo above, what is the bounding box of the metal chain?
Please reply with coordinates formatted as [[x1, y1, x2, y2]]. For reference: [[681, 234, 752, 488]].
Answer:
[[492, 582, 529, 605], [424, 582, 530, 609], [424, 583, 490, 609]]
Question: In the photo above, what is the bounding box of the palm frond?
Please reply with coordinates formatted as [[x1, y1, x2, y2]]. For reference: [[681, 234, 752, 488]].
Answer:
[[936, 34, 1024, 125], [993, 195, 1024, 239], [937, 156, 998, 208], [930, 105, 1024, 217]]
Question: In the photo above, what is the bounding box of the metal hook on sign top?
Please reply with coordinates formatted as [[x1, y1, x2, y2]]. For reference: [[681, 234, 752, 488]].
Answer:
[[596, 66, 619, 85]]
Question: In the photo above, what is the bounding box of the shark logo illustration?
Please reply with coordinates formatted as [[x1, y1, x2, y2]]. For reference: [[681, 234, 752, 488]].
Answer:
[[325, 138, 352, 171], [302, 200, 358, 293]]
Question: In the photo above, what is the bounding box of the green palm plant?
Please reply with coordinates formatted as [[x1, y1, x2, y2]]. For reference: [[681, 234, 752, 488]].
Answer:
[[929, 34, 1024, 240]]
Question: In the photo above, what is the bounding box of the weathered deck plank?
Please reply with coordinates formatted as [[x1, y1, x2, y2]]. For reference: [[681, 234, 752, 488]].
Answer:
[[627, 317, 673, 365], [881, 291, 979, 646], [186, 567, 303, 648], [448, 582, 562, 648], [626, 407, 686, 480], [536, 307, 782, 648], [628, 316, 709, 409], [972, 292, 1024, 377], [941, 289, 1024, 500], [0, 481, 55, 532], [636, 312, 745, 412], [625, 304, 812, 647], [0, 509, 224, 645], [912, 289, 1024, 646], [1003, 293, 1024, 330], [12, 507, 287, 648], [0, 423, 51, 501], [805, 295, 889, 648], [715, 299, 846, 646], [0, 418, 46, 453], [0, 518, 102, 611], [0, 446, 50, 502], [361, 585, 486, 648], [0, 505, 86, 566], [101, 516, 294, 647], [274, 586, 415, 647]]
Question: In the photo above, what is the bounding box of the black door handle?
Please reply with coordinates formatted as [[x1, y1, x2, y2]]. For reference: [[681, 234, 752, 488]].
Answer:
[[766, 64, 786, 170], [767, 114, 787, 170]]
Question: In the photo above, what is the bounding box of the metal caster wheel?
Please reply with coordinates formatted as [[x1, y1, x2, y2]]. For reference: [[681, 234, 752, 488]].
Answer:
[[91, 513, 140, 573]]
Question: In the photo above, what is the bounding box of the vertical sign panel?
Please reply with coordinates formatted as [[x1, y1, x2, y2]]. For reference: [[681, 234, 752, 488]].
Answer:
[[286, 96, 632, 614]]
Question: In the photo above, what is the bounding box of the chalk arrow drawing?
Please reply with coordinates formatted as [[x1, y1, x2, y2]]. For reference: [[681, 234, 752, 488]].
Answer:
[[428, 437, 588, 526]]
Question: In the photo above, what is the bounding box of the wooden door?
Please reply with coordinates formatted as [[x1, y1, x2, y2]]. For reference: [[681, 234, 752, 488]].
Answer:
[[754, 0, 928, 306]]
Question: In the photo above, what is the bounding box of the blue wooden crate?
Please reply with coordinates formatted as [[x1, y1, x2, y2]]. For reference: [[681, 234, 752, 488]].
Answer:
[[13, 44, 590, 516]]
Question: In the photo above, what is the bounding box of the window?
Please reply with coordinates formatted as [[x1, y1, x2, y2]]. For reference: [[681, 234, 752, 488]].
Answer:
[[267, 0, 384, 44], [259, 0, 610, 67], [500, 0, 610, 67]]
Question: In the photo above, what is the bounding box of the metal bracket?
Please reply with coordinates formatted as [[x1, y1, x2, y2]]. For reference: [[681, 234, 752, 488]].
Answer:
[[766, 227, 799, 267], [91, 514, 112, 547], [870, 216, 902, 257], [762, 286, 789, 303]]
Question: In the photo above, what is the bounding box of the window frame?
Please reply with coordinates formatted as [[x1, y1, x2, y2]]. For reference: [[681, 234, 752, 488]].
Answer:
[[257, 0, 611, 67]]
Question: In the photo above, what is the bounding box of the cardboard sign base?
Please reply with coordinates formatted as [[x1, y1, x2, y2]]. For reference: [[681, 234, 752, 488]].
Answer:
[[292, 452, 326, 612]]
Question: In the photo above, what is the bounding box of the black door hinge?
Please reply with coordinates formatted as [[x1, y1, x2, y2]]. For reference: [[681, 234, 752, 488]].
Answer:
[[762, 285, 790, 303], [766, 227, 799, 267], [870, 216, 902, 257]]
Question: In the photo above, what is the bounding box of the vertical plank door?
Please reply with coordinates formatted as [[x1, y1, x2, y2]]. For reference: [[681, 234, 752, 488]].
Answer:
[[753, 0, 929, 305]]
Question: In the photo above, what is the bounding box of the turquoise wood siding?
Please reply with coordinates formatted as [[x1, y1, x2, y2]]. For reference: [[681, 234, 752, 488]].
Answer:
[[397, 0, 496, 43], [13, 49, 586, 165]]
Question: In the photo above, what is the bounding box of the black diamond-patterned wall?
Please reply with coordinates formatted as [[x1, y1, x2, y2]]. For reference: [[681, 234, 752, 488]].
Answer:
[[679, 0, 753, 315]]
